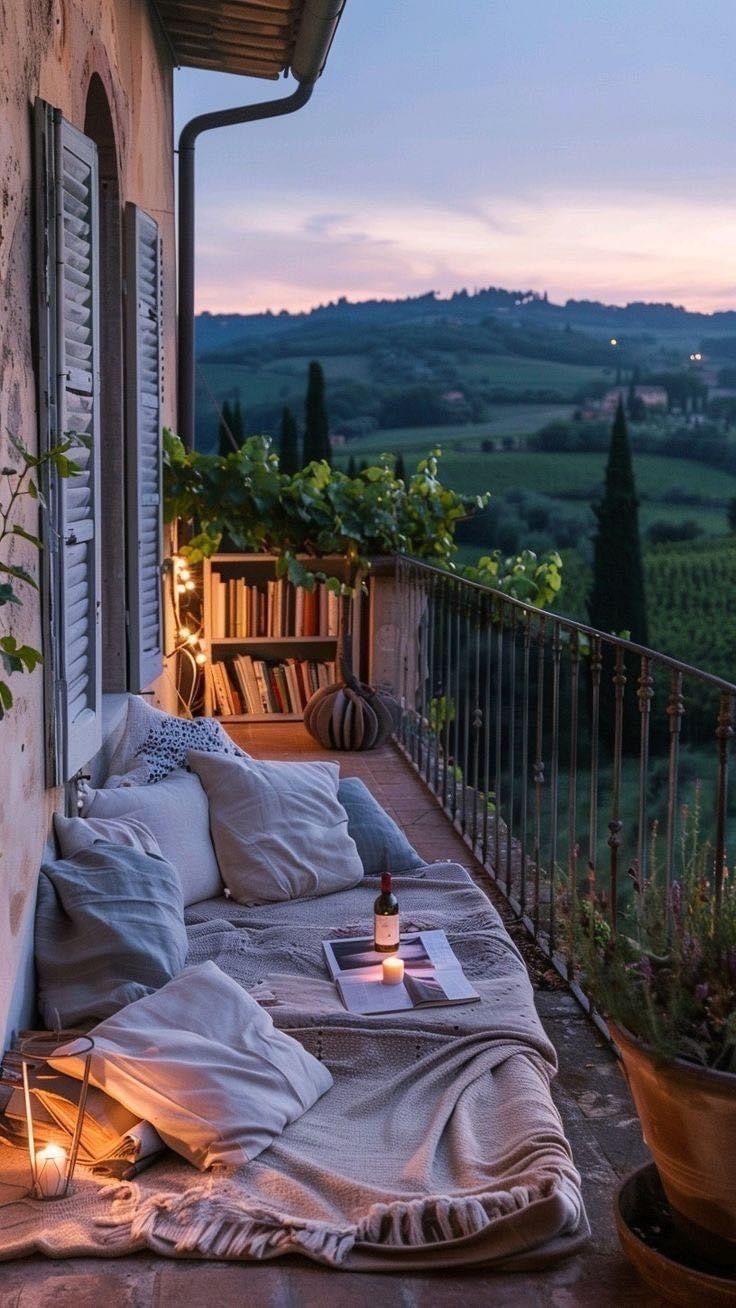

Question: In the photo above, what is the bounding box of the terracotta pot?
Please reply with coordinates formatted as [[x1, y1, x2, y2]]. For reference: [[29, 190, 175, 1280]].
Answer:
[[611, 1021, 736, 1264]]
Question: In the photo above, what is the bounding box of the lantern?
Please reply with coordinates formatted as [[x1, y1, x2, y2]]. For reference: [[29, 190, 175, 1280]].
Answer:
[[18, 1031, 94, 1200]]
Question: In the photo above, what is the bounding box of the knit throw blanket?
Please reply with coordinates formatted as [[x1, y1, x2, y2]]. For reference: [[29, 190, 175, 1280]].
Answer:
[[0, 863, 588, 1270]]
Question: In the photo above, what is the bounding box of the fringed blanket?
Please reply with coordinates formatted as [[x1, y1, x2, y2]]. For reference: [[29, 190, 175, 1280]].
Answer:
[[0, 863, 589, 1270]]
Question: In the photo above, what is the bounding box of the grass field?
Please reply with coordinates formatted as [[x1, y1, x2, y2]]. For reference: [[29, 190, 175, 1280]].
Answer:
[[430, 450, 736, 509], [451, 352, 611, 396]]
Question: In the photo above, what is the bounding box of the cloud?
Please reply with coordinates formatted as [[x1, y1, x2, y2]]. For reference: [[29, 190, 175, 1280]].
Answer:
[[194, 189, 736, 314]]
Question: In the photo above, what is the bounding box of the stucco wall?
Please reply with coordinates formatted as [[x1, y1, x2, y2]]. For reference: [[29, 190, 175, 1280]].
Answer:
[[0, 0, 176, 1045]]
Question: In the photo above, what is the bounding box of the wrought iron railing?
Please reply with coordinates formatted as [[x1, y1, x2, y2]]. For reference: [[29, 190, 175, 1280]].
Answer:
[[393, 555, 735, 1017]]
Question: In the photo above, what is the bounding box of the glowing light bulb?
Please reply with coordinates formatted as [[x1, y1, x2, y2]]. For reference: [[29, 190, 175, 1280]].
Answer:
[[609, 338, 617, 347], [187, 634, 199, 646], [176, 584, 186, 595], [184, 580, 195, 592], [179, 626, 191, 639], [179, 568, 191, 581], [195, 652, 207, 665]]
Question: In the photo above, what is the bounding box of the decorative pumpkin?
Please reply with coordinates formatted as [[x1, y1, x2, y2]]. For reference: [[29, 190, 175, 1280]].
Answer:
[[304, 639, 399, 752]]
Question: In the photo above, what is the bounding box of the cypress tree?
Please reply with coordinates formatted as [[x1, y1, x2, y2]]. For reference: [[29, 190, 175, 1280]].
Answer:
[[394, 454, 406, 483], [588, 399, 648, 751], [346, 455, 357, 479], [218, 398, 245, 455], [218, 400, 233, 457], [303, 360, 331, 466], [231, 398, 245, 448], [279, 406, 299, 475]]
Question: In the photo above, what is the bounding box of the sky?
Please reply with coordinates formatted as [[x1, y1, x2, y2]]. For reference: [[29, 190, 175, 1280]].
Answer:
[[174, 0, 736, 316]]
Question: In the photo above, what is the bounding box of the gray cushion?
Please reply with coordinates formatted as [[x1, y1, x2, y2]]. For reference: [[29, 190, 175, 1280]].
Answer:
[[81, 769, 223, 906], [188, 752, 364, 905], [337, 777, 423, 876], [35, 843, 188, 1029]]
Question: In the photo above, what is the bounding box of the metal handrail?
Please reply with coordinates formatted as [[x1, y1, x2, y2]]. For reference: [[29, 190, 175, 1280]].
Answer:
[[392, 555, 735, 1020]]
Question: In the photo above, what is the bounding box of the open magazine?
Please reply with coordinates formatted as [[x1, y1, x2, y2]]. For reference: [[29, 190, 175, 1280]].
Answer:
[[322, 929, 479, 1015]]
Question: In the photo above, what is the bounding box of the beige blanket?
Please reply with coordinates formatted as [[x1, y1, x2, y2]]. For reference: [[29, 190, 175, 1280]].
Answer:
[[0, 863, 588, 1270]]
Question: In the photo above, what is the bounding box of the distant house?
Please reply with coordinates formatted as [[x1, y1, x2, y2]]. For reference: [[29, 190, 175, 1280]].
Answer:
[[600, 386, 667, 414]]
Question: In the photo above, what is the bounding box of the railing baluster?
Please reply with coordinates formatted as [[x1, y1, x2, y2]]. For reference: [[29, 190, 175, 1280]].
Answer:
[[519, 613, 531, 916], [452, 580, 462, 822], [418, 572, 429, 780], [441, 576, 452, 817], [494, 601, 504, 877], [471, 589, 482, 854], [664, 669, 684, 922], [460, 588, 471, 836], [533, 617, 546, 936], [481, 592, 493, 866], [588, 636, 602, 881], [637, 655, 654, 887], [715, 692, 734, 915], [608, 646, 626, 931], [548, 624, 561, 953], [567, 631, 580, 974], [506, 608, 517, 897]]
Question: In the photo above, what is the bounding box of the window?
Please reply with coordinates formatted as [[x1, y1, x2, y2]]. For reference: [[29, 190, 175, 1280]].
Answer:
[[35, 102, 102, 783], [124, 203, 164, 693], [34, 99, 164, 783]]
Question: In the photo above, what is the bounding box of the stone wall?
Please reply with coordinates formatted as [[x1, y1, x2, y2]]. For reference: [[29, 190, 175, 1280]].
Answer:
[[0, 0, 176, 1044]]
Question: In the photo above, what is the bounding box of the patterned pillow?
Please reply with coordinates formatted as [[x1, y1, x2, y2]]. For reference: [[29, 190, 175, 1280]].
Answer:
[[106, 695, 247, 786], [136, 716, 247, 784]]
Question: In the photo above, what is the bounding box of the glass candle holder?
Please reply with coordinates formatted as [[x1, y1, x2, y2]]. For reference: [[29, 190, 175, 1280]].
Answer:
[[18, 1031, 94, 1201]]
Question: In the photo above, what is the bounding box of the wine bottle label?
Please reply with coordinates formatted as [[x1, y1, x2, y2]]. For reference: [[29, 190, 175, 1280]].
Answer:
[[375, 914, 400, 948]]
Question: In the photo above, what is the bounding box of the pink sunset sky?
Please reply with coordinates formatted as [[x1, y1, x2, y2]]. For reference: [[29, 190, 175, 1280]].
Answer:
[[175, 0, 736, 317]]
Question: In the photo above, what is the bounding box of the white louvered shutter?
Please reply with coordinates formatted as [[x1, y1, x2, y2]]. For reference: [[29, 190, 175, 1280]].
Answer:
[[125, 204, 163, 691], [53, 114, 102, 779]]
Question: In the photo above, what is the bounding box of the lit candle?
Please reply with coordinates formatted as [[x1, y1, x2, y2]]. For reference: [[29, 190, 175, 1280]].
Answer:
[[34, 1144, 67, 1199], [382, 955, 404, 985]]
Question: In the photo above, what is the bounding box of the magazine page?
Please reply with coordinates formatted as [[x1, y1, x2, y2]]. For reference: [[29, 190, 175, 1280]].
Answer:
[[323, 930, 479, 1016]]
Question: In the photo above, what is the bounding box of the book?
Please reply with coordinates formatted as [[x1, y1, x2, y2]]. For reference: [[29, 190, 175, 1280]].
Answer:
[[322, 930, 480, 1016]]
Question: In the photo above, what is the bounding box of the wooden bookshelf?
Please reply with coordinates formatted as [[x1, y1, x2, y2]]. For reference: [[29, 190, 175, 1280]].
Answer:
[[203, 554, 361, 723]]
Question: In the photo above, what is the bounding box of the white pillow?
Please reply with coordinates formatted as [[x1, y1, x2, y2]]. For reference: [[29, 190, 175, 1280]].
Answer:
[[54, 813, 162, 860], [187, 751, 364, 904], [52, 961, 333, 1169], [81, 769, 223, 906]]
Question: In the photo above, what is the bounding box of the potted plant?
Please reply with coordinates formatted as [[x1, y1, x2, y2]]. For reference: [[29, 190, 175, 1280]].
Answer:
[[579, 787, 736, 1265]]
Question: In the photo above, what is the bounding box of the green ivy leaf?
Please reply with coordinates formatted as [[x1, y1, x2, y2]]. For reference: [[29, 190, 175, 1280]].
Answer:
[[12, 525, 43, 550], [0, 582, 19, 607], [0, 561, 37, 589]]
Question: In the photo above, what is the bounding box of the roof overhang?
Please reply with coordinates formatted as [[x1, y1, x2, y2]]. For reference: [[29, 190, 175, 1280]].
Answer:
[[152, 0, 346, 83]]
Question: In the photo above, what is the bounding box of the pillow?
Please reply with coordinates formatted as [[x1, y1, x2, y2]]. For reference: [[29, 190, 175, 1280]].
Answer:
[[106, 694, 248, 786], [52, 961, 333, 1169], [35, 843, 187, 1028], [337, 777, 424, 876], [81, 768, 223, 906], [187, 752, 364, 904], [54, 813, 163, 860]]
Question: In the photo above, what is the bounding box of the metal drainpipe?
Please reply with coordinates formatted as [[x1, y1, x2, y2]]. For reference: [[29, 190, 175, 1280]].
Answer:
[[177, 80, 315, 451]]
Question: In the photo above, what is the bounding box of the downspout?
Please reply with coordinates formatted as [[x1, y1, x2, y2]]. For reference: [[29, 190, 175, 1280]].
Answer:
[[176, 0, 347, 451], [177, 82, 315, 451]]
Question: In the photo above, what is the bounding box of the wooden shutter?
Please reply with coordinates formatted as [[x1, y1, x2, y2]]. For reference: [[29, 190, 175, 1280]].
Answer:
[[124, 204, 163, 691], [35, 102, 102, 782]]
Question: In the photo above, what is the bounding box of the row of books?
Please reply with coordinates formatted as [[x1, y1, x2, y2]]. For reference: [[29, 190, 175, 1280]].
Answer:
[[207, 655, 337, 718], [210, 575, 340, 640]]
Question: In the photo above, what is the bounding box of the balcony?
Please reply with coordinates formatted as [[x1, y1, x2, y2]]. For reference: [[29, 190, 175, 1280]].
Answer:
[[8, 555, 735, 1303]]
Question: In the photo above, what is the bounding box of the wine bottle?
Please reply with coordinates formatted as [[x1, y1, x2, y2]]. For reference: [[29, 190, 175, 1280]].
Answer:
[[374, 870, 400, 952]]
